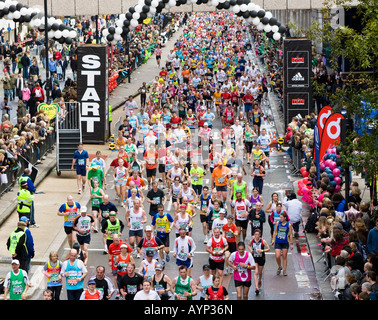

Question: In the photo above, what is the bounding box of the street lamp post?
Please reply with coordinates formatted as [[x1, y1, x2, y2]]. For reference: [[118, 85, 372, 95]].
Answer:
[[44, 0, 50, 102]]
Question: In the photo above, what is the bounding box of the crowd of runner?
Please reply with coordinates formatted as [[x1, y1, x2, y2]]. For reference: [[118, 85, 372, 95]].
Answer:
[[3, 11, 378, 301]]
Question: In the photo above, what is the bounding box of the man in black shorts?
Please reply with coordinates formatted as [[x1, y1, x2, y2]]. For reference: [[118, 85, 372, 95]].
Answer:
[[146, 182, 166, 218], [206, 227, 229, 285]]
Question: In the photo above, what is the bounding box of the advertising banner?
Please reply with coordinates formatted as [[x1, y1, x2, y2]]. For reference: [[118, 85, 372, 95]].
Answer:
[[77, 45, 109, 144], [283, 39, 313, 126]]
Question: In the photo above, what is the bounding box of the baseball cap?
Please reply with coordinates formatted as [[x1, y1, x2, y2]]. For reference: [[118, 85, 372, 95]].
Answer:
[[20, 216, 29, 222], [145, 225, 152, 231], [146, 250, 154, 257], [203, 264, 211, 270], [81, 206, 87, 212], [120, 243, 128, 249], [11, 259, 20, 265], [88, 279, 96, 285]]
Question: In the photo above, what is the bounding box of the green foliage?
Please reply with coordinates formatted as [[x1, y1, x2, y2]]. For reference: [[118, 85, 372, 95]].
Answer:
[[307, 0, 378, 189]]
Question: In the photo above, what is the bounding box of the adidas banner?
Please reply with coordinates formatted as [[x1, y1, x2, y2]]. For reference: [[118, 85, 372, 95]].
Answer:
[[283, 39, 313, 126]]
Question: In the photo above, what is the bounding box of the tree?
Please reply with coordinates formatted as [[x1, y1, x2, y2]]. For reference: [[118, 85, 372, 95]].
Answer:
[[307, 0, 378, 202]]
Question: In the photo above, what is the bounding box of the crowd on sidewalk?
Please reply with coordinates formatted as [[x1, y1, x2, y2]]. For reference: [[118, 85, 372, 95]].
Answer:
[[255, 31, 378, 301], [2, 10, 377, 302]]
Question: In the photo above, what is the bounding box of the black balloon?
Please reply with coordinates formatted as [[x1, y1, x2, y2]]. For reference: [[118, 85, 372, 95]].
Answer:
[[278, 25, 286, 34], [126, 12, 132, 20], [59, 37, 65, 44], [142, 5, 150, 12], [122, 26, 130, 34], [145, 0, 152, 5], [266, 31, 274, 39], [123, 19, 130, 27], [257, 10, 265, 18], [38, 24, 45, 32], [108, 26, 115, 34], [106, 34, 114, 42], [269, 18, 277, 26], [8, 5, 16, 13], [250, 10, 257, 18], [242, 11, 249, 19], [139, 12, 147, 20], [129, 6, 135, 14], [51, 23, 59, 31], [65, 37, 72, 44], [16, 3, 23, 10], [2, 7, 9, 15], [223, 1, 230, 9], [261, 17, 269, 25], [230, 0, 237, 5], [162, 0, 169, 3], [216, 3, 224, 9], [30, 11, 37, 18], [59, 24, 66, 31], [236, 0, 243, 4]]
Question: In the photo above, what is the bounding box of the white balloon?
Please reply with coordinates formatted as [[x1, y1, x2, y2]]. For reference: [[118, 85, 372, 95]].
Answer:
[[119, 14, 126, 20], [247, 17, 253, 23], [240, 4, 248, 12], [116, 20, 123, 27], [151, 0, 159, 7], [115, 27, 123, 34], [114, 34, 121, 41], [219, 0, 226, 2], [273, 32, 281, 40], [7, 13, 14, 20], [54, 30, 62, 38], [20, 7, 28, 15], [48, 17, 56, 25], [29, 19, 35, 28], [11, 1, 17, 6], [0, 2, 5, 10], [132, 12, 140, 20], [135, 4, 143, 13], [62, 29, 70, 38], [263, 24, 272, 32], [13, 11, 21, 19], [147, 12, 153, 18], [265, 11, 272, 19], [247, 3, 255, 11], [4, 0, 12, 7], [271, 25, 279, 33], [138, 0, 145, 5], [169, 0, 176, 6], [232, 5, 240, 13], [111, 40, 118, 45], [102, 29, 109, 37], [149, 6, 156, 14], [256, 23, 264, 31], [252, 17, 260, 25], [130, 19, 139, 28], [69, 30, 77, 38], [27, 8, 34, 15], [34, 19, 42, 28], [211, 0, 219, 6], [48, 30, 54, 38]]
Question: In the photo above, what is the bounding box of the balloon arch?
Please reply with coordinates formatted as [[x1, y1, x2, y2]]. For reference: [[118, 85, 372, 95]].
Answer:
[[0, 0, 77, 44], [103, 0, 286, 44]]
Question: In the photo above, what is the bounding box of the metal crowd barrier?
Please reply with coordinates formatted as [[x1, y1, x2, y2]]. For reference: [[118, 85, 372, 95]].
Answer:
[[0, 130, 56, 196], [290, 146, 304, 175]]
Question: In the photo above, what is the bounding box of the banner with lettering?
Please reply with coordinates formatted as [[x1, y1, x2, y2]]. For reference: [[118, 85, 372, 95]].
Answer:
[[77, 45, 109, 144]]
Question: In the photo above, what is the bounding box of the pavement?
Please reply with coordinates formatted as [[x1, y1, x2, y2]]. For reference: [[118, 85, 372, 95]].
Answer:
[[0, 24, 372, 300]]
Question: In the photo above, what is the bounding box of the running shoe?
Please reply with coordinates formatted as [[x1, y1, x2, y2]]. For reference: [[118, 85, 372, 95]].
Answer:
[[255, 289, 259, 296], [283, 270, 287, 276], [258, 280, 262, 287], [78, 189, 82, 195], [204, 235, 208, 244], [276, 266, 282, 275], [115, 292, 120, 300]]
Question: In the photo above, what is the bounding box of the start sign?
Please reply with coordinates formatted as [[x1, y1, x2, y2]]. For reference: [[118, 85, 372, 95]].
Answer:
[[77, 45, 109, 144]]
